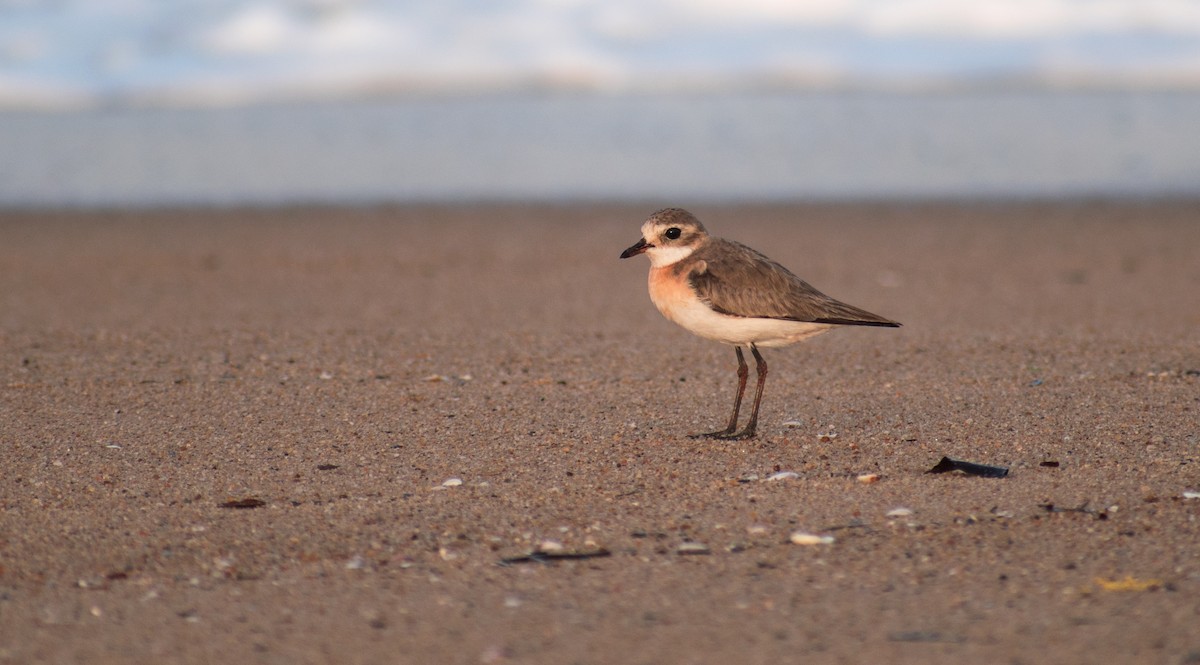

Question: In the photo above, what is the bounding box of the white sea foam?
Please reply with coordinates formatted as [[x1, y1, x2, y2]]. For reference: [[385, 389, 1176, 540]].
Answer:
[[1, 0, 1199, 108]]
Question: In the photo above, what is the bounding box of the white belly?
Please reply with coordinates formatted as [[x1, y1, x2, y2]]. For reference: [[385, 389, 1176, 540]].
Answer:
[[655, 290, 833, 347]]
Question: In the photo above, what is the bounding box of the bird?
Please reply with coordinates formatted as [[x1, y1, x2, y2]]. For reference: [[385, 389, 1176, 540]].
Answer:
[[620, 208, 900, 439]]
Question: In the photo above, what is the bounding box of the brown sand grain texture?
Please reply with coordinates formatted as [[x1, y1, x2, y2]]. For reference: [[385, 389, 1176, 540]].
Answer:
[[2, 202, 1199, 664]]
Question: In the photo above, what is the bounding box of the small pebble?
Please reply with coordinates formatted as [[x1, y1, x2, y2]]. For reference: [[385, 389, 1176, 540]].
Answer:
[[886, 507, 914, 518], [359, 608, 386, 629], [421, 373, 471, 384], [677, 542, 711, 555], [536, 540, 564, 553], [856, 473, 881, 484], [782, 420, 805, 428], [1183, 490, 1200, 500], [789, 532, 835, 546], [766, 471, 799, 481], [817, 432, 838, 442], [441, 478, 463, 487]]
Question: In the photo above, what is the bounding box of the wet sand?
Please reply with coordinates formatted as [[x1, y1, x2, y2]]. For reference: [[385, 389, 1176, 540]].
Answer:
[[2, 201, 1199, 664]]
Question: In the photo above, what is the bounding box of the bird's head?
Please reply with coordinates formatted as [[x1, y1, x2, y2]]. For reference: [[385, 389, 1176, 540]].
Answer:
[[619, 208, 709, 268]]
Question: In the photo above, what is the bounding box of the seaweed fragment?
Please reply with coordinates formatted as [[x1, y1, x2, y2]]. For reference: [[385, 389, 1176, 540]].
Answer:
[[926, 456, 1008, 478]]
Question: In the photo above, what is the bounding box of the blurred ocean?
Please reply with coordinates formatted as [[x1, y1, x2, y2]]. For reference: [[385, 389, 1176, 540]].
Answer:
[[3, 90, 1199, 206], [2, 1, 1199, 206]]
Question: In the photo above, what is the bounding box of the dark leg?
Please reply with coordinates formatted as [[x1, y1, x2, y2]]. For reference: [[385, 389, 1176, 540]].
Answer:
[[730, 345, 768, 439], [689, 346, 748, 439]]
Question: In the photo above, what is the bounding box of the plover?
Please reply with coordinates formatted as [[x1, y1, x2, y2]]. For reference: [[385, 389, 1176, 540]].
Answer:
[[620, 208, 900, 439]]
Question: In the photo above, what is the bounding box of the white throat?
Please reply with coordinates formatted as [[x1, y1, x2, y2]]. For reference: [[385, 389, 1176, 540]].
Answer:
[[646, 243, 695, 268]]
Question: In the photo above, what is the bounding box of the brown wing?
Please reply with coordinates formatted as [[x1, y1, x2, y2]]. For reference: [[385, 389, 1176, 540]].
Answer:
[[687, 239, 900, 327]]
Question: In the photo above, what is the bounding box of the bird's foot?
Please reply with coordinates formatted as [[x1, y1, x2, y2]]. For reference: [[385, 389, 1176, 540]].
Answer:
[[688, 427, 756, 440], [688, 428, 736, 440]]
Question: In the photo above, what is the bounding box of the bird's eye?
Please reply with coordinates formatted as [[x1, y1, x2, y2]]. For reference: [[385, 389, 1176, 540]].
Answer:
[[664, 227, 682, 240]]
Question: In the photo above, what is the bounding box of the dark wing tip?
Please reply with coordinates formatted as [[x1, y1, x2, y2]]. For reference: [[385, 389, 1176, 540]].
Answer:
[[811, 316, 902, 326], [812, 317, 901, 327]]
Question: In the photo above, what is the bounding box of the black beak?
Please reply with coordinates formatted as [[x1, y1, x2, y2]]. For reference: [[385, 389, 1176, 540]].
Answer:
[[620, 238, 651, 259]]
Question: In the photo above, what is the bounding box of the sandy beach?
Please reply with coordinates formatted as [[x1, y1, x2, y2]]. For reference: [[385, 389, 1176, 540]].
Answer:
[[2, 201, 1198, 664]]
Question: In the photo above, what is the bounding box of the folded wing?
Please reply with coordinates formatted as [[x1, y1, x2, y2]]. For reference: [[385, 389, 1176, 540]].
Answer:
[[688, 239, 900, 327]]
